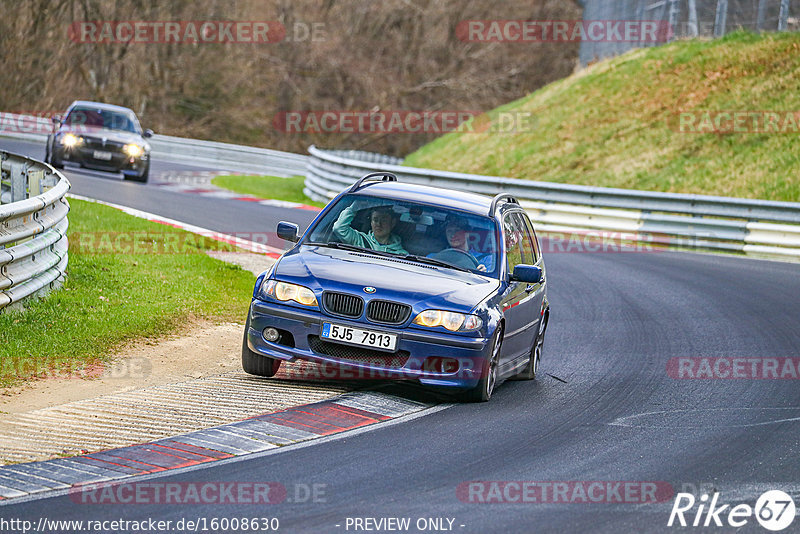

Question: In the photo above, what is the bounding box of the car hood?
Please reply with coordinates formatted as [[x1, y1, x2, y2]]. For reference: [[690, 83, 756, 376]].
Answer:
[[59, 126, 147, 146], [274, 246, 500, 312]]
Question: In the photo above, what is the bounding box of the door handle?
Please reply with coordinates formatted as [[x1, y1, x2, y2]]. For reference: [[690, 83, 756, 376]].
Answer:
[[525, 279, 544, 292]]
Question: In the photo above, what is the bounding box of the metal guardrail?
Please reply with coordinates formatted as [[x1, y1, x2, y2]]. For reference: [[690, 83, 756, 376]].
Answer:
[[305, 146, 800, 260], [0, 151, 70, 311], [149, 134, 308, 177], [4, 111, 798, 261], [0, 113, 308, 178]]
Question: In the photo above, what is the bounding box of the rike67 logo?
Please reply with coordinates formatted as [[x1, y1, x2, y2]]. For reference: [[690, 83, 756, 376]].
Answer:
[[668, 490, 796, 531]]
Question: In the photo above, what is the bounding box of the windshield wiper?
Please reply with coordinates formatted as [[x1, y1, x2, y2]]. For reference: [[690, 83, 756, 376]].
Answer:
[[306, 241, 396, 258], [402, 254, 470, 272], [307, 242, 468, 270]]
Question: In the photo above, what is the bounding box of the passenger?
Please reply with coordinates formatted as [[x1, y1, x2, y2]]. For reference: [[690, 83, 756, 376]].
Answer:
[[332, 200, 408, 255], [433, 214, 494, 272]]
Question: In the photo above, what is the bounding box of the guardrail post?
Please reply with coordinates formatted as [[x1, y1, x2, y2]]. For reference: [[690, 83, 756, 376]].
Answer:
[[11, 163, 26, 203], [687, 0, 699, 37], [28, 169, 43, 197], [667, 0, 681, 42], [757, 0, 768, 31], [714, 0, 728, 38], [778, 0, 790, 31]]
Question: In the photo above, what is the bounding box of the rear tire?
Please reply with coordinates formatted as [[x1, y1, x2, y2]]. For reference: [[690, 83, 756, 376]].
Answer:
[[242, 321, 281, 377], [461, 327, 503, 402]]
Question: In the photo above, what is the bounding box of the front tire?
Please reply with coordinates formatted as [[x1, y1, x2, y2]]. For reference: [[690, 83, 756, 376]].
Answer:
[[125, 161, 149, 183], [49, 148, 64, 169], [242, 322, 281, 377], [512, 315, 547, 380], [461, 327, 503, 402]]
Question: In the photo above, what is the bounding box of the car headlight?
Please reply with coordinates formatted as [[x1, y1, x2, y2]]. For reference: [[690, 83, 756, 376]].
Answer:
[[61, 133, 81, 147], [263, 280, 318, 307], [413, 310, 482, 332], [124, 144, 144, 157]]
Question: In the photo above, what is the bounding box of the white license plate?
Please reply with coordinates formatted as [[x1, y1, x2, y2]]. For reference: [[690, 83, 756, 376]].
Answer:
[[93, 150, 113, 161], [320, 322, 397, 351]]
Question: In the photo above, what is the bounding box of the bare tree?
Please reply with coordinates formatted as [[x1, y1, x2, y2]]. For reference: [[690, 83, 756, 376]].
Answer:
[[0, 0, 582, 156]]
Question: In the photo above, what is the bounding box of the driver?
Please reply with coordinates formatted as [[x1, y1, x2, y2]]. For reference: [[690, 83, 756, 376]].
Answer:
[[332, 200, 408, 255], [433, 214, 493, 272]]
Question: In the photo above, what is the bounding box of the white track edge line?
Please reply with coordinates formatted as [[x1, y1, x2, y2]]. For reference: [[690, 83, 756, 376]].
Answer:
[[67, 193, 285, 257], [0, 403, 453, 507]]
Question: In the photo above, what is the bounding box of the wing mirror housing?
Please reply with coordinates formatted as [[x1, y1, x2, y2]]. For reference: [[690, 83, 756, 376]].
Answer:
[[277, 221, 300, 243], [143, 128, 154, 138], [511, 265, 543, 284]]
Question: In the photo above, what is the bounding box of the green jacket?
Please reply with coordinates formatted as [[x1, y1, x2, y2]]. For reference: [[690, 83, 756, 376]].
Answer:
[[332, 205, 408, 255]]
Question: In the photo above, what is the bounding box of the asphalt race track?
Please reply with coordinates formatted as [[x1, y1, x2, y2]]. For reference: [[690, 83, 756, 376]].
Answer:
[[2, 137, 799, 533], [0, 138, 318, 241]]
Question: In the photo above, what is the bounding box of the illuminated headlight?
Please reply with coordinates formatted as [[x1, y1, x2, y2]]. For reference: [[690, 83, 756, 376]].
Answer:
[[61, 133, 81, 147], [263, 280, 318, 307], [124, 144, 144, 157], [413, 310, 482, 332]]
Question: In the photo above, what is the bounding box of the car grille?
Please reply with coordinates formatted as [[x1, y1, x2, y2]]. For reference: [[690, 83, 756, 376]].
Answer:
[[367, 300, 411, 325], [308, 335, 410, 368], [323, 292, 364, 318], [83, 137, 125, 151]]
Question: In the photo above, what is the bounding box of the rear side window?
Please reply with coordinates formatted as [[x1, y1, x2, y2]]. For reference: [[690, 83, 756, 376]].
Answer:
[[521, 215, 540, 262]]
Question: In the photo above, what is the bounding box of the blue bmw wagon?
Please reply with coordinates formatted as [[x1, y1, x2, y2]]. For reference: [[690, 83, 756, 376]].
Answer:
[[243, 173, 550, 401]]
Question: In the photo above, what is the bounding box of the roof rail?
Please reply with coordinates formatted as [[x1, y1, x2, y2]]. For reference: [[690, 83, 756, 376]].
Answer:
[[489, 193, 519, 216], [348, 172, 398, 193]]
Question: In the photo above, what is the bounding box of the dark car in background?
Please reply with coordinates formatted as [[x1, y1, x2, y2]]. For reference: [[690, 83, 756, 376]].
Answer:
[[243, 173, 550, 402], [46, 100, 153, 182]]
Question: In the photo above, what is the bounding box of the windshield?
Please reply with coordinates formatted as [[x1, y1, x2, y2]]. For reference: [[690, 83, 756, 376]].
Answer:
[[306, 193, 499, 276], [64, 106, 141, 134]]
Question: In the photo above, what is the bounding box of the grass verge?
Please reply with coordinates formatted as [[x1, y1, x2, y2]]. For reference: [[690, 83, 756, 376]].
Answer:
[[0, 198, 257, 388], [212, 174, 326, 208], [404, 31, 800, 202]]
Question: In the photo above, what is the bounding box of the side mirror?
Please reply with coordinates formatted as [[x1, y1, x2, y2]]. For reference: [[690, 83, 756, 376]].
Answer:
[[51, 115, 62, 125], [277, 221, 300, 243], [511, 265, 542, 284], [143, 129, 154, 138]]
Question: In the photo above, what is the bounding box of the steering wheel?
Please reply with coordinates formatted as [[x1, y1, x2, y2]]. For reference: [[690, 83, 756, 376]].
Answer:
[[432, 248, 480, 269]]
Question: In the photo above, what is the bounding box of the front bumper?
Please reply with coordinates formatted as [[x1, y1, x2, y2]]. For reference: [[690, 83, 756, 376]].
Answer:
[[246, 299, 492, 388], [55, 145, 148, 174]]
